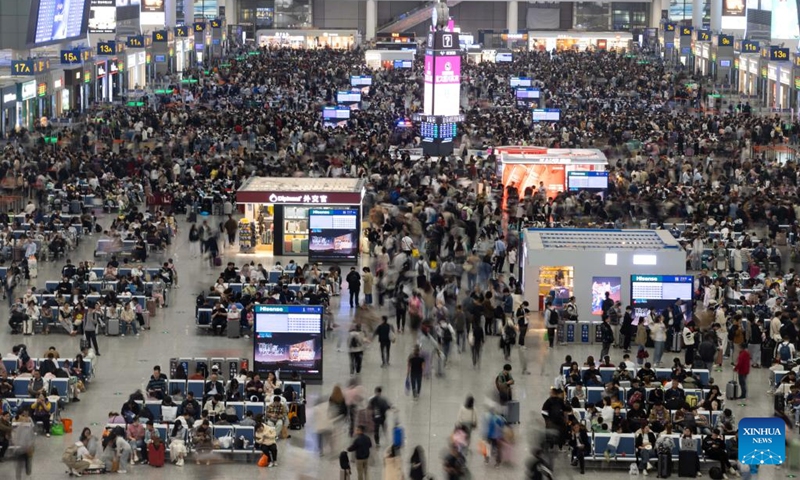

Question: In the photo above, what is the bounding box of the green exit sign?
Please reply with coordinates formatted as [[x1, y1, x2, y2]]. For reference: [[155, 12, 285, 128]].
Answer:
[[126, 101, 145, 107], [44, 136, 58, 144], [180, 78, 198, 84], [154, 89, 169, 94]]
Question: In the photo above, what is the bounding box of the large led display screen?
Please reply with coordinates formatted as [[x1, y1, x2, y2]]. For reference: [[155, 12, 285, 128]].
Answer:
[[254, 305, 323, 381], [771, 0, 800, 39], [433, 54, 461, 116], [423, 54, 434, 115], [31, 0, 89, 45], [630, 275, 693, 326], [567, 171, 608, 191], [309, 209, 359, 261], [322, 106, 350, 128], [592, 277, 621, 315], [88, 0, 115, 33]]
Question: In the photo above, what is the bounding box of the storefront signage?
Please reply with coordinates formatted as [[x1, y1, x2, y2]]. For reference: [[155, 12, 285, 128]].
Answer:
[[126, 35, 144, 48], [238, 191, 362, 205], [152, 31, 168, 42], [680, 26, 693, 36], [718, 34, 733, 47], [741, 40, 759, 53], [770, 46, 790, 61], [3, 93, 17, 105], [210, 19, 222, 29], [36, 83, 46, 97], [97, 41, 116, 55], [270, 194, 329, 204], [175, 25, 189, 37], [11, 60, 33, 76], [20, 80, 36, 101], [696, 29, 711, 41], [194, 22, 206, 32], [60, 49, 81, 65]]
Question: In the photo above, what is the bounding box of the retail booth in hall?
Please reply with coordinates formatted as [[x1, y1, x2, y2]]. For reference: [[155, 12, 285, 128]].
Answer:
[[494, 146, 609, 200], [236, 177, 365, 262], [522, 229, 689, 342]]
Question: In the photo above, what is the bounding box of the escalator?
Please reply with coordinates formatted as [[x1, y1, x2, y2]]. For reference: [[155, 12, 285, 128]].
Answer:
[[377, 0, 463, 34]]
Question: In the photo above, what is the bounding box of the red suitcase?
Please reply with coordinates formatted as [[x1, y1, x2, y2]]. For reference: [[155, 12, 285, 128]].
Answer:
[[148, 442, 166, 467]]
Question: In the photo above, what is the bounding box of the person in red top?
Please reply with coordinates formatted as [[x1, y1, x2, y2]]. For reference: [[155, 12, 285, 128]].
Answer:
[[733, 348, 751, 400]]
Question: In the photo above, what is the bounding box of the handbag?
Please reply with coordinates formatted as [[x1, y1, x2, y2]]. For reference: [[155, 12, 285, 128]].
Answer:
[[51, 423, 65, 436], [161, 405, 178, 422], [218, 433, 233, 449], [257, 454, 269, 467], [404, 376, 411, 396], [80, 336, 90, 351]]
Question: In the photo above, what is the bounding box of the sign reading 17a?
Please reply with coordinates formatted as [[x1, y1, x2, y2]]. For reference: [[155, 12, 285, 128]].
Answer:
[[12, 61, 32, 74]]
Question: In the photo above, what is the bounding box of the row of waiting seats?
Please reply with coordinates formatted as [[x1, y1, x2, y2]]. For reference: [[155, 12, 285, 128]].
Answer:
[[583, 431, 737, 464], [106, 422, 259, 456], [566, 386, 713, 407], [25, 293, 148, 311], [94, 239, 151, 258], [159, 379, 246, 400], [570, 407, 724, 427], [2, 357, 95, 384], [140, 399, 270, 424], [560, 367, 711, 386]]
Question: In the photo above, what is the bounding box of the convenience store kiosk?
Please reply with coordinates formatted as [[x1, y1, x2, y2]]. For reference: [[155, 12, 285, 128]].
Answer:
[[522, 229, 687, 342], [236, 177, 365, 259], [494, 147, 609, 200]]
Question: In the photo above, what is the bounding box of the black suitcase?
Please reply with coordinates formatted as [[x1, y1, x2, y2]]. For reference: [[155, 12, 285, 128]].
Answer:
[[678, 450, 698, 477], [762, 344, 775, 367], [658, 452, 672, 478]]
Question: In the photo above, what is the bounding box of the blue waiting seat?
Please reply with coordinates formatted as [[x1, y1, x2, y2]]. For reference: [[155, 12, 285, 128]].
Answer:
[[13, 378, 30, 397], [233, 425, 255, 452], [169, 380, 187, 397], [225, 402, 245, 421], [196, 309, 212, 327], [187, 380, 204, 399], [145, 401, 162, 421], [50, 378, 69, 402], [2, 358, 17, 374], [245, 401, 265, 418], [212, 425, 234, 452]]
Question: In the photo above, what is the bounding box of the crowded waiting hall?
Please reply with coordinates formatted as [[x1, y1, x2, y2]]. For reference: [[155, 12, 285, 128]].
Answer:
[[0, 0, 799, 479]]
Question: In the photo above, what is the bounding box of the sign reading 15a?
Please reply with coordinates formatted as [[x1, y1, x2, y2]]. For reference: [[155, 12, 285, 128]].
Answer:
[[60, 50, 81, 64]]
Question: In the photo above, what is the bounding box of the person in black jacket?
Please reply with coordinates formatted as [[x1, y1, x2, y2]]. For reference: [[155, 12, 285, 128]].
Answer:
[[599, 316, 614, 360], [347, 425, 372, 480], [346, 267, 361, 308], [568, 423, 590, 474], [621, 306, 634, 352], [702, 428, 735, 475], [635, 424, 657, 474], [373, 316, 395, 367]]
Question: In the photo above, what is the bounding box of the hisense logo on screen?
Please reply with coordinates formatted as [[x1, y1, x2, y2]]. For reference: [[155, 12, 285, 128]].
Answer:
[[739, 417, 785, 465]]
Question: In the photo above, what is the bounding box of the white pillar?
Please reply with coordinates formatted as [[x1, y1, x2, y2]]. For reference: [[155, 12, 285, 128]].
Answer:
[[507, 0, 519, 34], [692, 0, 703, 28], [650, 0, 663, 29], [366, 0, 377, 41], [166, 0, 176, 27], [710, 0, 722, 32]]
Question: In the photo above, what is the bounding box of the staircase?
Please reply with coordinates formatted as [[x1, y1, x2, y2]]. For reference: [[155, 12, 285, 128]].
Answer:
[[377, 0, 463, 34]]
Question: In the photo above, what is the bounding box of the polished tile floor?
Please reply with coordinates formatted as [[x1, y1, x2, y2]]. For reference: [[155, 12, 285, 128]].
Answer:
[[0, 219, 792, 479]]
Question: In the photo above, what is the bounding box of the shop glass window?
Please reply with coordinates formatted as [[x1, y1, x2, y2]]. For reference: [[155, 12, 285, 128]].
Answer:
[[575, 3, 610, 31]]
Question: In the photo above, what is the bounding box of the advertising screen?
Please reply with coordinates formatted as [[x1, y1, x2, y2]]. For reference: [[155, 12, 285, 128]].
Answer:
[[567, 171, 608, 190], [516, 88, 541, 109], [510, 77, 532, 87], [253, 305, 323, 381], [309, 209, 359, 261], [423, 54, 433, 114], [723, 0, 745, 15], [432, 54, 461, 116], [322, 107, 350, 128], [592, 277, 621, 315], [630, 275, 693, 325], [88, 0, 115, 33], [502, 163, 567, 199], [141, 0, 166, 24], [771, 0, 800, 38], [31, 0, 89, 45], [350, 75, 372, 86], [532, 109, 561, 122], [336, 91, 362, 109]]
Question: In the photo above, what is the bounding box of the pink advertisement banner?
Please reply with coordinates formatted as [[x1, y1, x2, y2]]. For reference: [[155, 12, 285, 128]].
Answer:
[[434, 55, 460, 85], [424, 55, 434, 84]]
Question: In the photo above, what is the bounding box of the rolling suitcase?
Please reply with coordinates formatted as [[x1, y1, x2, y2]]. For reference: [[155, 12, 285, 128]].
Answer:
[[106, 318, 120, 336], [214, 256, 222, 267], [392, 424, 404, 448], [32, 319, 44, 334], [147, 442, 165, 467], [762, 343, 775, 368], [227, 319, 240, 338], [657, 452, 672, 478], [726, 380, 739, 400], [146, 299, 157, 317], [678, 450, 698, 477], [505, 400, 520, 424]]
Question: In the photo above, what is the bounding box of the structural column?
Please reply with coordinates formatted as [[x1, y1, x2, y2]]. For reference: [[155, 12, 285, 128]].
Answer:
[[507, 0, 519, 34], [650, 0, 663, 29], [710, 0, 722, 32], [366, 0, 377, 41], [692, 0, 703, 28]]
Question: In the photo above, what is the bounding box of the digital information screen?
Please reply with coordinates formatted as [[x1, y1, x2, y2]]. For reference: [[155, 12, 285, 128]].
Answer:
[[432, 53, 461, 116], [496, 52, 513, 62], [337, 91, 362, 110], [423, 54, 434, 114], [309, 209, 359, 261], [350, 75, 372, 86], [516, 88, 541, 109], [88, 0, 115, 33], [420, 121, 457, 140], [511, 77, 532, 87], [393, 59, 412, 69], [631, 275, 693, 325], [322, 106, 350, 127], [532, 108, 561, 122], [567, 171, 608, 190], [254, 305, 323, 381], [33, 0, 88, 44]]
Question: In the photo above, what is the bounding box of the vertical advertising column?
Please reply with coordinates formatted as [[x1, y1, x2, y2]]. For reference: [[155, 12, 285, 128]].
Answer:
[[419, 29, 463, 157]]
